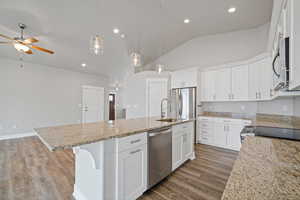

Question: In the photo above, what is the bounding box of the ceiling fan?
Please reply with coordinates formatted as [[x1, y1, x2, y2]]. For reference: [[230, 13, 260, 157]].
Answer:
[[0, 23, 54, 55]]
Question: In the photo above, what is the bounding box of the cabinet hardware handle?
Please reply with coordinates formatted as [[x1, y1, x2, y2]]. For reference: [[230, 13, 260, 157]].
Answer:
[[130, 149, 141, 154], [270, 89, 273, 97], [130, 139, 141, 144], [232, 94, 234, 99], [259, 92, 262, 99]]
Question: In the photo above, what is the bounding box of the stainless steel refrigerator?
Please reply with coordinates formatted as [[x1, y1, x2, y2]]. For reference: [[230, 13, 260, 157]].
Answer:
[[171, 87, 196, 120]]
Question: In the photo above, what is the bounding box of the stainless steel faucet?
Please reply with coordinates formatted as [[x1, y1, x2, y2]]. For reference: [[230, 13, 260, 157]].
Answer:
[[161, 98, 170, 119]]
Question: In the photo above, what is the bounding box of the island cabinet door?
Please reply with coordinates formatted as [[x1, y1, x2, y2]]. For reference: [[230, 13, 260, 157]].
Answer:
[[117, 144, 147, 200], [172, 134, 184, 171], [182, 129, 194, 160]]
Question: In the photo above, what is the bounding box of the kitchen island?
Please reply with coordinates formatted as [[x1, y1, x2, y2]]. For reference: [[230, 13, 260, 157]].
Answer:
[[35, 117, 195, 200]]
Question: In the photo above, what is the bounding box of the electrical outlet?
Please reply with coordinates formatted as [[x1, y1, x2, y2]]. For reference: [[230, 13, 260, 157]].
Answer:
[[282, 105, 288, 112], [241, 105, 245, 111]]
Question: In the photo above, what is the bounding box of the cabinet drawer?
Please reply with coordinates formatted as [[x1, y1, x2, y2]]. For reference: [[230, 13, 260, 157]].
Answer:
[[117, 132, 147, 153], [172, 122, 194, 137]]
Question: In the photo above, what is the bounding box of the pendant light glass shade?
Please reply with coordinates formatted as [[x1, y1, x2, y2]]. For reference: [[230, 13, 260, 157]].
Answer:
[[131, 52, 142, 67], [90, 35, 104, 55], [156, 63, 165, 74]]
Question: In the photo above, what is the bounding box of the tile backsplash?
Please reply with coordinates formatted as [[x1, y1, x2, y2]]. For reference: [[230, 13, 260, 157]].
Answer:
[[202, 97, 300, 116]]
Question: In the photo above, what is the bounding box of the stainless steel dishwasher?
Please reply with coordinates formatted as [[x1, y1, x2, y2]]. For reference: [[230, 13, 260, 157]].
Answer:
[[148, 126, 172, 189]]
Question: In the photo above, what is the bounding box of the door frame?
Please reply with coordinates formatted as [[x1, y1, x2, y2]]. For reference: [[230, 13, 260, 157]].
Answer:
[[81, 85, 105, 123], [146, 78, 169, 117]]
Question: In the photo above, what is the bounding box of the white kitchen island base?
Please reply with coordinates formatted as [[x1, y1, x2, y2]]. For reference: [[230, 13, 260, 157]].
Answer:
[[71, 121, 195, 200]]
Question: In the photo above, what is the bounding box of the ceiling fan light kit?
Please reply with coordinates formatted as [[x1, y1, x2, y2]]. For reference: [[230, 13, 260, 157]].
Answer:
[[0, 23, 54, 55]]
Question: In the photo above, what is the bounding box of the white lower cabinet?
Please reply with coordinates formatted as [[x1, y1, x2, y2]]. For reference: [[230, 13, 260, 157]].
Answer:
[[213, 121, 227, 148], [197, 117, 251, 151], [172, 133, 184, 170], [117, 144, 147, 200], [172, 122, 194, 171]]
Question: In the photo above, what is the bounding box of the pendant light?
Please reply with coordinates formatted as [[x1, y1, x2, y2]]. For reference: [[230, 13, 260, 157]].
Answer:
[[90, 35, 104, 55], [156, 63, 165, 74], [131, 52, 142, 67]]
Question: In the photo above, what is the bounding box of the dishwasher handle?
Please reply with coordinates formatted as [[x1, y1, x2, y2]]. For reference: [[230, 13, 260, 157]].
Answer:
[[149, 130, 171, 137]]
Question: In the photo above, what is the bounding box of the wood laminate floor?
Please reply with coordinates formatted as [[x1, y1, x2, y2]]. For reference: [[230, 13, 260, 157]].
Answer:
[[0, 137, 238, 200]]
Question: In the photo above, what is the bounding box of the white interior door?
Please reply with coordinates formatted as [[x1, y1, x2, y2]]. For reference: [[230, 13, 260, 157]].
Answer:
[[82, 86, 104, 123], [147, 79, 168, 117]]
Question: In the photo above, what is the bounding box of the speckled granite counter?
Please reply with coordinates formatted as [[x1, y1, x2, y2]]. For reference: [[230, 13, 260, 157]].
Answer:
[[35, 117, 194, 151], [199, 112, 300, 129], [222, 136, 300, 200]]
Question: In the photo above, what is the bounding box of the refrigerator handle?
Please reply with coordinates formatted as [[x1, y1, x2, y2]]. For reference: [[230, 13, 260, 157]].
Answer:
[[179, 91, 183, 118]]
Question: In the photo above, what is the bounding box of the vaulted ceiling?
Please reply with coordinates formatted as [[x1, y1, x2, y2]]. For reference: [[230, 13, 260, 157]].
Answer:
[[0, 0, 273, 77]]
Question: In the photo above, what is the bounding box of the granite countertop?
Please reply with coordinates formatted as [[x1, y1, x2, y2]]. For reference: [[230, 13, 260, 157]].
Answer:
[[35, 117, 194, 151], [198, 112, 300, 129], [222, 136, 300, 200]]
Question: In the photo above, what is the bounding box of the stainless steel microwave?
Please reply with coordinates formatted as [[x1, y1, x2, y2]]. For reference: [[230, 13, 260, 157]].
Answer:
[[272, 36, 290, 91]]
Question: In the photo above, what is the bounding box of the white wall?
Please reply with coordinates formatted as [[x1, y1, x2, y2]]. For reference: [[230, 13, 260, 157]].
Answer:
[[0, 58, 109, 136], [157, 23, 270, 70], [123, 70, 170, 119]]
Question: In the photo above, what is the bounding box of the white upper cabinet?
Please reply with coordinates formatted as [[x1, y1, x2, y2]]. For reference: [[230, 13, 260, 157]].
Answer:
[[248, 61, 261, 100], [171, 68, 197, 88], [249, 58, 273, 100], [231, 65, 249, 100], [215, 68, 231, 101], [200, 70, 217, 101], [260, 58, 273, 99], [287, 0, 300, 90]]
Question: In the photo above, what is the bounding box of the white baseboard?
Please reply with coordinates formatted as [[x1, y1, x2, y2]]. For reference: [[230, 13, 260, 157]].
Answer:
[[73, 185, 88, 200], [0, 132, 36, 141], [189, 152, 196, 160]]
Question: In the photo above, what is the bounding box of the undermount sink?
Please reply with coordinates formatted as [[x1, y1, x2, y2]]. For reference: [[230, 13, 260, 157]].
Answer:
[[156, 118, 178, 122]]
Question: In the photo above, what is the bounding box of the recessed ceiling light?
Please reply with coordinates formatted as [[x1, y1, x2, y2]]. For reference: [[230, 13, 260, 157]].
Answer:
[[120, 33, 126, 39], [228, 7, 236, 13], [184, 19, 190, 24], [81, 63, 87, 67], [113, 28, 120, 34]]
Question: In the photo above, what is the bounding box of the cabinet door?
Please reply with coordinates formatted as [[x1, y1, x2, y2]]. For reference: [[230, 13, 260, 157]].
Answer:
[[172, 135, 184, 171], [231, 65, 249, 100], [215, 68, 231, 101], [213, 122, 227, 148], [117, 145, 147, 200], [227, 124, 244, 151], [248, 62, 260, 100], [200, 72, 208, 101], [260, 58, 273, 100], [206, 71, 217, 101], [183, 130, 194, 160]]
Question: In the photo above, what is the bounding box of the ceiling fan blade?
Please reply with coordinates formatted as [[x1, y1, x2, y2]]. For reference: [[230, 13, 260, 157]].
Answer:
[[0, 41, 11, 44], [25, 49, 33, 54], [30, 45, 54, 54], [23, 37, 39, 44], [0, 34, 15, 41]]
